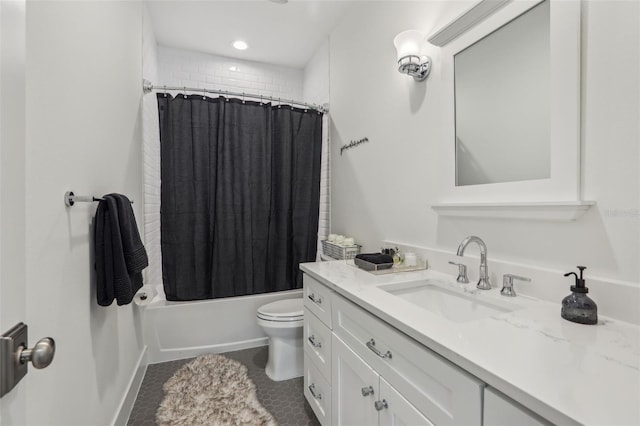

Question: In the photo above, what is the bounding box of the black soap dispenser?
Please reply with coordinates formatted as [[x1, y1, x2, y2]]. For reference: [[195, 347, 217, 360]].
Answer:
[[562, 266, 598, 325]]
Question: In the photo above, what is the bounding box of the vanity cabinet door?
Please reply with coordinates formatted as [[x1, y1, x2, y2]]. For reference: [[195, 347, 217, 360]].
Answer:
[[378, 377, 434, 426], [332, 294, 483, 425], [332, 335, 379, 426], [484, 388, 550, 426], [304, 353, 332, 426]]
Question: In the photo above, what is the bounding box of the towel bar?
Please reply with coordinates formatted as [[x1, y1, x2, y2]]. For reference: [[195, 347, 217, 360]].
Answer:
[[64, 191, 134, 207]]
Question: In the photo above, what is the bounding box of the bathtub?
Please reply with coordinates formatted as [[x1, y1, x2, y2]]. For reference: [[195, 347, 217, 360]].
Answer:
[[142, 286, 303, 363]]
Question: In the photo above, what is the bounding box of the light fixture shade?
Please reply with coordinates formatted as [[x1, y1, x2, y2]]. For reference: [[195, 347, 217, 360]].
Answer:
[[393, 30, 425, 61], [393, 29, 431, 81]]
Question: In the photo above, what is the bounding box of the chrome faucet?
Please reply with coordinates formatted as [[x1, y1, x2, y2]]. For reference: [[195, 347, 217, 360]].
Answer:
[[501, 274, 531, 297], [456, 236, 491, 290], [448, 261, 469, 283]]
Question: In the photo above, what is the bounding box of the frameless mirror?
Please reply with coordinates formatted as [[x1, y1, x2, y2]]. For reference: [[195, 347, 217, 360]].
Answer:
[[455, 0, 550, 186]]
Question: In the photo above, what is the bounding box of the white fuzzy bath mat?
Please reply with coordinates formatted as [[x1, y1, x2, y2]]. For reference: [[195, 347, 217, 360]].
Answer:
[[156, 354, 278, 426]]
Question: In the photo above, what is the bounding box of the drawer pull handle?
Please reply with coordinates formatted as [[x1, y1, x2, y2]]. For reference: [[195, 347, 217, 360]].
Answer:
[[308, 293, 323, 305], [361, 386, 375, 397], [374, 399, 388, 411], [308, 335, 322, 348], [308, 383, 322, 400], [366, 339, 392, 359]]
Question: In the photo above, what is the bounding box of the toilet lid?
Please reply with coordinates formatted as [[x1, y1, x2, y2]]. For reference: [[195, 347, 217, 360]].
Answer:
[[257, 298, 303, 320]]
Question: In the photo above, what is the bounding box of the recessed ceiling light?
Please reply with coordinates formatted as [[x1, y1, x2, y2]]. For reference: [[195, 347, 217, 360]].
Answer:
[[229, 66, 239, 72], [233, 40, 248, 50]]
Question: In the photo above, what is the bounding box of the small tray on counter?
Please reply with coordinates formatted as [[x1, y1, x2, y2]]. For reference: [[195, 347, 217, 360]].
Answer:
[[368, 262, 427, 275], [349, 259, 427, 275]]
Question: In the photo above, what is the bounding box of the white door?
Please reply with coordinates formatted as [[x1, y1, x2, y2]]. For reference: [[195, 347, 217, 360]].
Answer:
[[378, 377, 434, 426], [0, 0, 28, 424], [332, 335, 379, 426], [1, 2, 145, 425]]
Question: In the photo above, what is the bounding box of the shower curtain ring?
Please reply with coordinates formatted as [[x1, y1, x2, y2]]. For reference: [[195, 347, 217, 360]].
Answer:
[[291, 99, 294, 110], [202, 87, 206, 100], [278, 98, 281, 109], [163, 85, 167, 97], [242, 92, 245, 104], [183, 86, 187, 99]]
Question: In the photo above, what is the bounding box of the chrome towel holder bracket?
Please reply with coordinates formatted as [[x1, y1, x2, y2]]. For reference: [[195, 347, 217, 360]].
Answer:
[[64, 191, 134, 207]]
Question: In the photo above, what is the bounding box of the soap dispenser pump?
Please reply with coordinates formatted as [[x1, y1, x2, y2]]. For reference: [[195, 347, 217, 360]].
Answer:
[[561, 266, 598, 325]]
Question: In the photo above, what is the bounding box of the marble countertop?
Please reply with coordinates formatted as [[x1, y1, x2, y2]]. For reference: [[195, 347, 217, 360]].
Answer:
[[300, 260, 640, 425]]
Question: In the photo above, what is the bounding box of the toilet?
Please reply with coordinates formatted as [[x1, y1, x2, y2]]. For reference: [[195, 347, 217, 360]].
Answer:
[[257, 298, 304, 381]]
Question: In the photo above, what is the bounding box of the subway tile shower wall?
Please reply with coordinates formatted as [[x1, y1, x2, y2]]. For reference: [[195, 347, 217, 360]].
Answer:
[[157, 46, 304, 101]]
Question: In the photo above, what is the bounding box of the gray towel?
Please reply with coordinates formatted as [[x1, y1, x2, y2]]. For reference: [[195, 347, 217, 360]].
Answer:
[[94, 194, 148, 306]]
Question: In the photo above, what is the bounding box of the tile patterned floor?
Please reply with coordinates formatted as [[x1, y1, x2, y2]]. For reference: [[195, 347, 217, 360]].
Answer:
[[127, 346, 320, 426]]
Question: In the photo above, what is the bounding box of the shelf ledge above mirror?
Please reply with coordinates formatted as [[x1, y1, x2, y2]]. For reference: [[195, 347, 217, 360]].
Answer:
[[431, 201, 595, 222]]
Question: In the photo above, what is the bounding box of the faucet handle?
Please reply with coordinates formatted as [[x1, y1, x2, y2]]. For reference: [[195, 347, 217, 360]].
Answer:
[[501, 274, 531, 297], [448, 261, 469, 283]]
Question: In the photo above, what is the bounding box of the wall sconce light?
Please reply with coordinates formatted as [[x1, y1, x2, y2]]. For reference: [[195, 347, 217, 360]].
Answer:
[[393, 30, 431, 81]]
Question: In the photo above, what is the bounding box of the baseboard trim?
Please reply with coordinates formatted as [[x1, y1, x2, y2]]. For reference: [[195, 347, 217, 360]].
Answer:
[[112, 346, 148, 426]]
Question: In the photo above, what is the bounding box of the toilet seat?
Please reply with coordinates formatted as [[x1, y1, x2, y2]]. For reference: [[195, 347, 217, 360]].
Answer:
[[257, 298, 303, 322]]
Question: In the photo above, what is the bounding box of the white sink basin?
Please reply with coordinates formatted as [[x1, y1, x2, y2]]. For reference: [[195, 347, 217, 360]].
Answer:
[[380, 279, 517, 323]]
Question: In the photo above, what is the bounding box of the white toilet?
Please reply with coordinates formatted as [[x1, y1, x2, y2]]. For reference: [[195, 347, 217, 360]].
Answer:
[[256, 298, 304, 381]]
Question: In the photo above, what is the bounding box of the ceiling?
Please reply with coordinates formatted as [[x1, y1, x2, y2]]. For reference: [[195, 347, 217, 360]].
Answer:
[[146, 1, 355, 69]]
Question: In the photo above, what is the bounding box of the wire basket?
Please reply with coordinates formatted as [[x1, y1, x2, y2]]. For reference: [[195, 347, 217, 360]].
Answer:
[[322, 240, 361, 260]]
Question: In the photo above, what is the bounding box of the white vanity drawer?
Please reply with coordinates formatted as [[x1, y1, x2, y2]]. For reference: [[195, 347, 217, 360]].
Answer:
[[303, 274, 332, 328], [332, 295, 483, 426], [304, 353, 332, 426], [303, 307, 332, 381]]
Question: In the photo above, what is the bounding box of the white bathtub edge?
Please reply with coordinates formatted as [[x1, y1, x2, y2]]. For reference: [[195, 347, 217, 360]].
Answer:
[[148, 337, 269, 364], [143, 290, 302, 364], [112, 345, 148, 426]]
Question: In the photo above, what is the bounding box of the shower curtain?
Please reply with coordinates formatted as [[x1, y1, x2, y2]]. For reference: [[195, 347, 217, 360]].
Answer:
[[157, 94, 323, 301]]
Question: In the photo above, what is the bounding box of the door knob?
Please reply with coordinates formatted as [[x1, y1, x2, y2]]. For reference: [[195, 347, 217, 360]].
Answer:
[[19, 337, 55, 369], [1, 323, 56, 398]]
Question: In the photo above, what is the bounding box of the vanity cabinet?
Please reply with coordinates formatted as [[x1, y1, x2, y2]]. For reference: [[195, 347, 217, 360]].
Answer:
[[332, 334, 433, 426], [304, 352, 332, 425], [484, 387, 550, 426], [303, 273, 483, 425], [303, 275, 334, 424]]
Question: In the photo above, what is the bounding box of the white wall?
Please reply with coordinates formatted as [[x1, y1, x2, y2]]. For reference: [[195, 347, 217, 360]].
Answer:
[[142, 5, 162, 293], [24, 2, 145, 424], [303, 40, 331, 257], [303, 39, 330, 106], [329, 2, 639, 306]]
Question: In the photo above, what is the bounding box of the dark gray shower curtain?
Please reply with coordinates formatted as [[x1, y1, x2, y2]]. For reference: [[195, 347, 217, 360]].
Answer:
[[157, 94, 323, 301]]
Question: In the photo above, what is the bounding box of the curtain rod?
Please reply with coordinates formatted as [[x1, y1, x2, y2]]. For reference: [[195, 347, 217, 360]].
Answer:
[[142, 79, 328, 113]]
